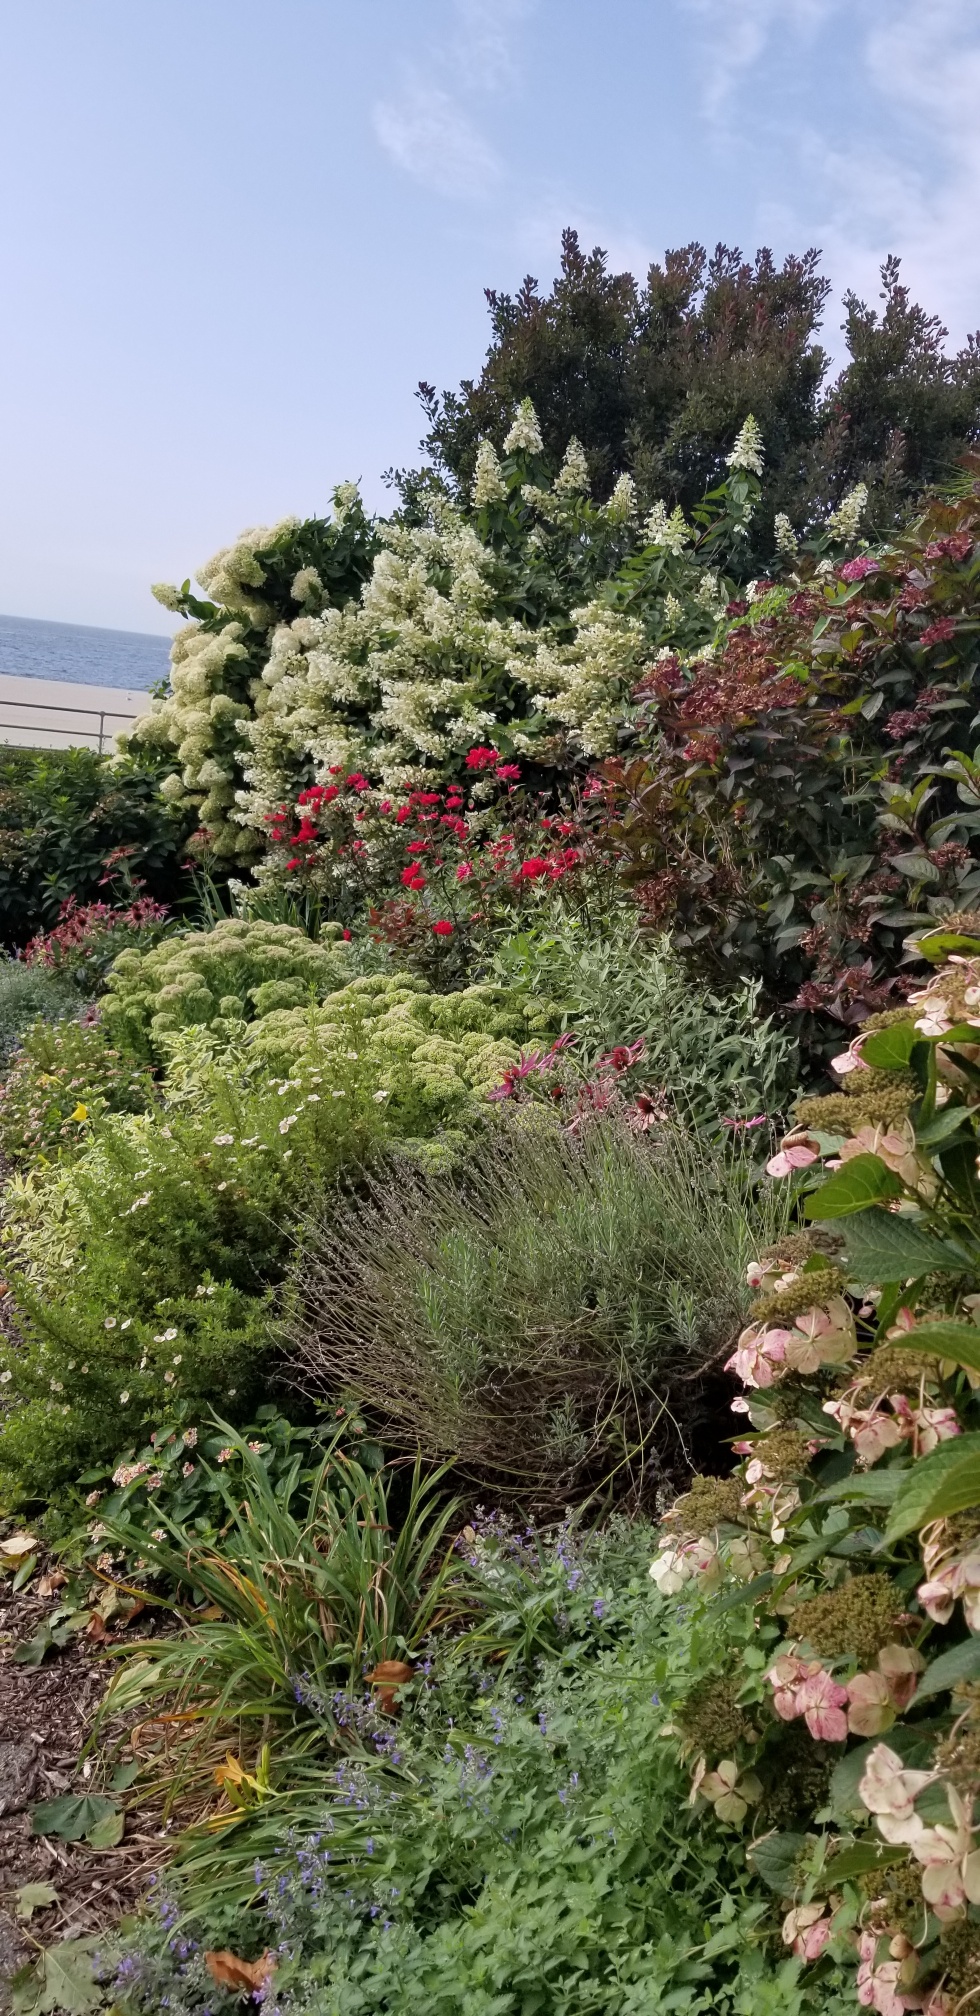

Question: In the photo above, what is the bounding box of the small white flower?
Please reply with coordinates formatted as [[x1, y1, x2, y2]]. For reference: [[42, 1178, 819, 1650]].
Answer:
[[774, 512, 798, 557], [154, 1328, 178, 1343], [104, 1317, 117, 1331], [164, 1371, 175, 1385], [241, 1135, 261, 1147], [0, 1370, 11, 1385], [172, 1354, 182, 1365], [373, 1089, 389, 1102], [120, 1319, 131, 1331], [213, 1133, 235, 1146], [49, 1379, 63, 1393], [279, 1114, 298, 1134], [120, 1391, 130, 1404]]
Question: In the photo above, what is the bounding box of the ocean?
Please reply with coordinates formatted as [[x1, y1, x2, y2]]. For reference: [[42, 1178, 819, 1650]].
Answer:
[[0, 610, 172, 691]]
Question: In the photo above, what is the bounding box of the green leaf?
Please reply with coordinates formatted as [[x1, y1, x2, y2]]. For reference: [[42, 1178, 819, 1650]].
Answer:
[[897, 1320, 980, 1376], [748, 1831, 807, 1895], [86, 1808, 124, 1849], [11, 1940, 103, 2015], [916, 1635, 980, 1701], [914, 1106, 974, 1149], [861, 1022, 919, 1070], [836, 1207, 971, 1282], [884, 1433, 980, 1540], [13, 1628, 56, 1667], [31, 1795, 117, 1843], [110, 1760, 141, 1792], [826, 1841, 908, 1883], [12, 1554, 38, 1593], [804, 1154, 903, 1221], [812, 1468, 908, 1506], [709, 1572, 775, 1613], [14, 1883, 59, 1922]]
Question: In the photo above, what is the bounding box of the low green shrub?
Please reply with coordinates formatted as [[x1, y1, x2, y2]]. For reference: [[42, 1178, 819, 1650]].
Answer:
[[0, 958, 81, 1065], [0, 1014, 154, 1165], [107, 1514, 854, 2016], [0, 743, 192, 949], [287, 1110, 789, 1506], [492, 914, 799, 1126]]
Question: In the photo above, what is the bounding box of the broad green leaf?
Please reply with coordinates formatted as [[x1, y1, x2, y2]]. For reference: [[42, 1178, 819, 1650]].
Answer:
[[31, 1794, 117, 1843], [12, 1554, 38, 1593], [804, 1154, 902, 1221], [709, 1572, 775, 1613], [836, 1207, 971, 1282], [915, 1106, 974, 1149], [11, 1939, 103, 2015], [861, 1022, 919, 1070], [884, 1433, 980, 1540], [748, 1831, 807, 1895], [827, 1842, 907, 1882], [14, 1883, 59, 1921], [86, 1808, 124, 1849], [812, 1468, 908, 1507], [915, 1635, 980, 1702]]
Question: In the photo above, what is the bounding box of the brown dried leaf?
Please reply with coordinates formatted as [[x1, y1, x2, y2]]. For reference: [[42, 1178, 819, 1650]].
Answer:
[[84, 1614, 108, 1643], [37, 1571, 68, 1598], [204, 1949, 276, 1993], [366, 1659, 414, 1715]]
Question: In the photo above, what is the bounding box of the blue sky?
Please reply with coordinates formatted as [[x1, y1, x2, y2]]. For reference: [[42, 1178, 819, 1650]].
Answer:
[[1, 0, 978, 633]]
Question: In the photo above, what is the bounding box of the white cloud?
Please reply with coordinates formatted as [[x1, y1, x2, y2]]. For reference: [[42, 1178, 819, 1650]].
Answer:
[[685, 0, 837, 114], [451, 0, 528, 91], [373, 78, 502, 199]]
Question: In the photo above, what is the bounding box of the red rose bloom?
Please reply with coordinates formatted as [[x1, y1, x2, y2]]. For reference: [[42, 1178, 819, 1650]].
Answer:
[[432, 920, 454, 936]]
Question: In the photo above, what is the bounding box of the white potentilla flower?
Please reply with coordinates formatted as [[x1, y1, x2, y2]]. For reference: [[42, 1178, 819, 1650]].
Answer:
[[173, 1354, 182, 1365], [241, 1135, 261, 1146], [0, 1370, 11, 1384], [774, 512, 798, 557], [373, 1089, 389, 1102], [212, 1133, 234, 1146], [503, 397, 543, 455], [49, 1379, 63, 1392], [164, 1371, 175, 1385], [472, 439, 508, 508], [726, 414, 765, 476], [279, 1114, 298, 1133], [119, 1391, 130, 1404], [216, 1181, 228, 1191], [331, 1089, 346, 1098], [154, 1328, 178, 1343], [104, 1317, 117, 1331], [553, 437, 590, 495], [120, 1319, 131, 1330]]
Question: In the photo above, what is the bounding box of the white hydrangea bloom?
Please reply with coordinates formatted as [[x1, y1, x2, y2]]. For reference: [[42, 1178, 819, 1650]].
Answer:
[[151, 583, 183, 612], [604, 474, 638, 524], [826, 482, 868, 542], [332, 481, 361, 524], [663, 592, 684, 630], [695, 569, 725, 613], [291, 567, 322, 603], [553, 437, 590, 495], [472, 439, 508, 508], [520, 483, 556, 519], [773, 513, 798, 558], [726, 415, 765, 477], [641, 501, 691, 555], [502, 398, 543, 456]]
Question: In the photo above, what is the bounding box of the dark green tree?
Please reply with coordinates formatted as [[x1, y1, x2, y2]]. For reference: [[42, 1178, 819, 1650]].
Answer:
[[414, 229, 980, 566]]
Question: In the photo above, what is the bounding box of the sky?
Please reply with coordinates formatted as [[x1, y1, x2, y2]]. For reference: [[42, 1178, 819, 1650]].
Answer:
[[1, 0, 979, 634]]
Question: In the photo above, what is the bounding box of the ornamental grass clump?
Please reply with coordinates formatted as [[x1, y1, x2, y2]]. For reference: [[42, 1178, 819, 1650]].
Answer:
[[286, 1110, 789, 1506]]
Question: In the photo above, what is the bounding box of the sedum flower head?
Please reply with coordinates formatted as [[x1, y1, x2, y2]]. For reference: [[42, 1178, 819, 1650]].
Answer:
[[827, 482, 868, 542], [726, 414, 765, 477], [773, 513, 798, 558], [553, 437, 590, 495], [503, 398, 543, 456], [472, 439, 508, 508]]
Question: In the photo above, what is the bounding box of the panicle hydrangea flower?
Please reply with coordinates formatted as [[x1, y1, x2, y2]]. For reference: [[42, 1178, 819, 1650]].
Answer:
[[826, 482, 868, 542], [726, 415, 765, 476], [472, 439, 508, 508], [553, 437, 590, 495], [773, 513, 798, 558], [642, 500, 691, 555], [502, 398, 543, 456], [603, 474, 637, 524]]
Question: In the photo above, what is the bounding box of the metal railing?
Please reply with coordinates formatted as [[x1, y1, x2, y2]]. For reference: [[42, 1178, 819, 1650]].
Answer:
[[0, 694, 143, 754]]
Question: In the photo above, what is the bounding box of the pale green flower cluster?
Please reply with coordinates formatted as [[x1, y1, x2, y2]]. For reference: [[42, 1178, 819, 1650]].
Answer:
[[101, 919, 353, 1059], [726, 415, 765, 477], [773, 512, 798, 558], [472, 439, 508, 507], [642, 501, 692, 555], [521, 598, 648, 753], [503, 397, 543, 455], [244, 970, 560, 1096]]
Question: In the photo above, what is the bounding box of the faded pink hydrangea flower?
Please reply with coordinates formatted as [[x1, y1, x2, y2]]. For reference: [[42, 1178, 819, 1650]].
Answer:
[[858, 1743, 935, 1846], [782, 1902, 832, 1962]]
